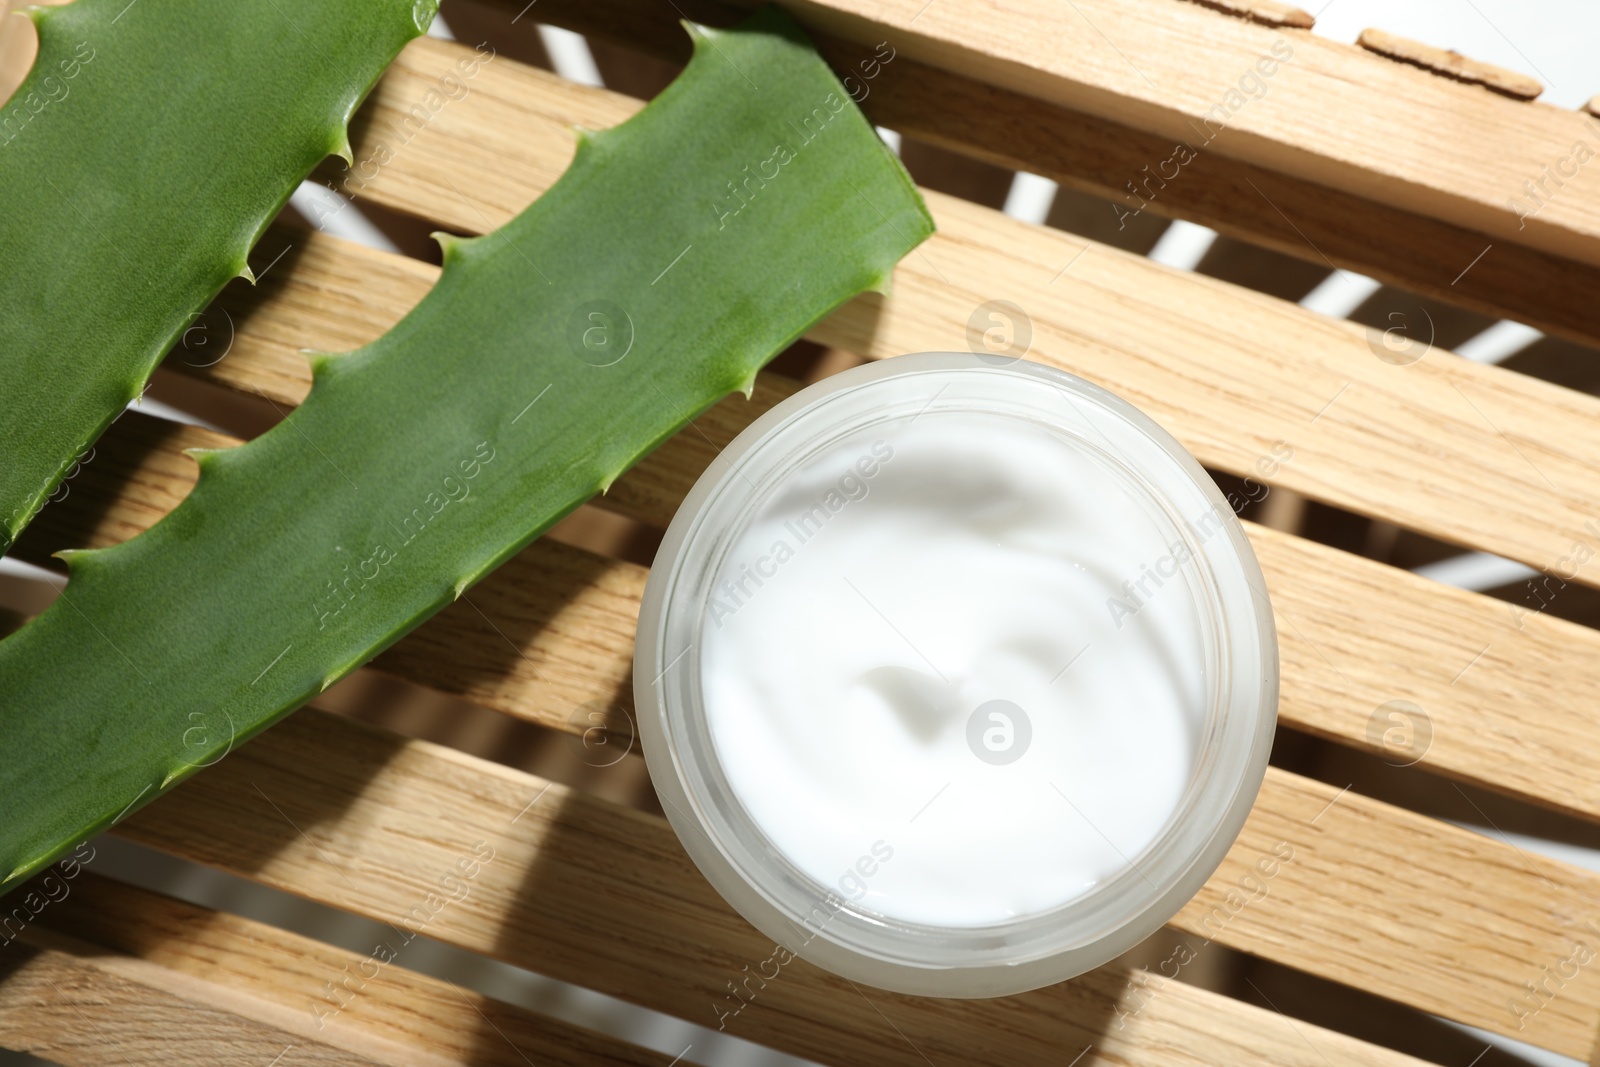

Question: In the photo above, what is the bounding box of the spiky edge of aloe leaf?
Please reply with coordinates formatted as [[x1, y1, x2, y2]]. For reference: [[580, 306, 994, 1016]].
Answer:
[[0, 6, 933, 892], [0, 0, 436, 558]]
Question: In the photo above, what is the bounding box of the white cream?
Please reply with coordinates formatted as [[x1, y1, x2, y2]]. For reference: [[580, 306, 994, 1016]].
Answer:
[[698, 411, 1210, 928]]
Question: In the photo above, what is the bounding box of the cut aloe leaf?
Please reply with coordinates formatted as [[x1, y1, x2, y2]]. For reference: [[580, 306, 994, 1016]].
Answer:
[[0, 6, 933, 892]]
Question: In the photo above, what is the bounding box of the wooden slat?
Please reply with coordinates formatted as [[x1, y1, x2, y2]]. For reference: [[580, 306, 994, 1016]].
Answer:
[[1254, 522, 1600, 821], [0, 940, 375, 1066], [19, 403, 1600, 830], [295, 36, 1600, 591], [4, 873, 699, 1067], [107, 707, 1505, 1063], [523, 0, 1600, 351], [715, 0, 1600, 265]]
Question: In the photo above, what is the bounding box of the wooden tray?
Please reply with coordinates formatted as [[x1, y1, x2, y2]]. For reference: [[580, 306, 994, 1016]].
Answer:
[[6, 0, 1600, 1063]]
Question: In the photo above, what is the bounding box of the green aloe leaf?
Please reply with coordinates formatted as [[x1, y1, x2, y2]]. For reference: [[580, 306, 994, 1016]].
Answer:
[[0, 0, 434, 556], [0, 7, 932, 891]]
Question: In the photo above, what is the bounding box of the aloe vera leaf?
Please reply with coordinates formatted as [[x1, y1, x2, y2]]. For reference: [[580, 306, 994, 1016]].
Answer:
[[0, 7, 933, 891], [0, 0, 434, 557]]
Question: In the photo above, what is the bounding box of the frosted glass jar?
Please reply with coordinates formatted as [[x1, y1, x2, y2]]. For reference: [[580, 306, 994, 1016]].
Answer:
[[634, 353, 1277, 997]]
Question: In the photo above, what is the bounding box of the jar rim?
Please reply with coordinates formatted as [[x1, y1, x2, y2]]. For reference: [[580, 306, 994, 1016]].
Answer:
[[635, 353, 1279, 997]]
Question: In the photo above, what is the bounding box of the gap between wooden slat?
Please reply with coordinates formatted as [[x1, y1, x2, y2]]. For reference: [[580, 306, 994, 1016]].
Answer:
[[1, 869, 1425, 1067], [3, 873, 700, 1067]]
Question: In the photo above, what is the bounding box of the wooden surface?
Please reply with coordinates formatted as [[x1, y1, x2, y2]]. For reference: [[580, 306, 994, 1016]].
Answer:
[[0, 857, 1427, 1067], [715, 0, 1600, 263], [3, 874, 700, 1067], [526, 0, 1600, 351], [5, 1, 1600, 1064], [107, 709, 1491, 1064]]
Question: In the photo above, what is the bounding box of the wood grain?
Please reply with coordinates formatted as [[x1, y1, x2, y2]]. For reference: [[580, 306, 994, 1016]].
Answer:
[[519, 0, 1600, 351], [7, 873, 699, 1067], [709, 0, 1600, 265], [291, 37, 1600, 589], [3, 871, 1424, 1067], [112, 707, 1563, 1060], [0, 939, 378, 1066]]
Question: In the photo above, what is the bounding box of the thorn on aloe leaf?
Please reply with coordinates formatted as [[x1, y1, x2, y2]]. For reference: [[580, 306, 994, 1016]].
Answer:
[[331, 128, 355, 168], [182, 446, 231, 474], [571, 126, 609, 164], [237, 262, 257, 286], [431, 230, 472, 261], [301, 349, 344, 380], [52, 547, 98, 573]]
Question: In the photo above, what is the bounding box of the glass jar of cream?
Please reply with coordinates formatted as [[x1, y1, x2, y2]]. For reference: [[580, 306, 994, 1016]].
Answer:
[[635, 352, 1277, 997]]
